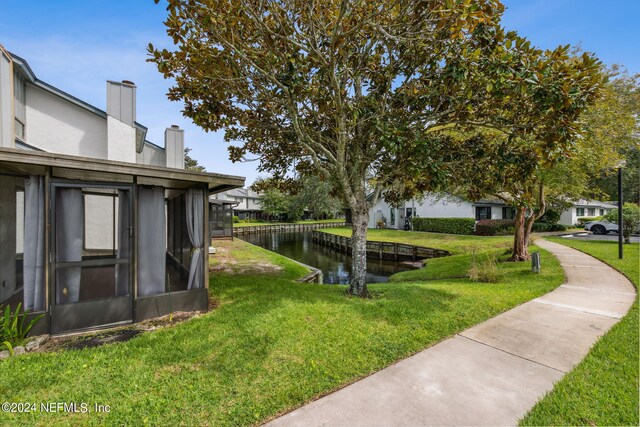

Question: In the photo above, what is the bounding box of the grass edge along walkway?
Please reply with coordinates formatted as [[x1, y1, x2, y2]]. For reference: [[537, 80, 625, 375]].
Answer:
[[520, 238, 639, 427], [1, 238, 561, 426], [267, 238, 634, 426]]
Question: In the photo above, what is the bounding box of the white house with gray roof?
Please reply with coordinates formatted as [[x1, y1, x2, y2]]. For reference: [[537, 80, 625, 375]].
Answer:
[[369, 192, 616, 229], [369, 193, 514, 229], [559, 200, 617, 226]]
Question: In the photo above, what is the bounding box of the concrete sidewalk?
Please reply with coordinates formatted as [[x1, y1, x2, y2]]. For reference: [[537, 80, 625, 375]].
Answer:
[[266, 239, 636, 427]]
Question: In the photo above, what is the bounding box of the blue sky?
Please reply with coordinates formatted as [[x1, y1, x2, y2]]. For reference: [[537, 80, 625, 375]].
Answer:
[[1, 0, 638, 185]]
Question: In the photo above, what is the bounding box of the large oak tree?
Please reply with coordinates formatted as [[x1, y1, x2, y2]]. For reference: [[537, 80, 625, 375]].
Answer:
[[150, 0, 602, 295]]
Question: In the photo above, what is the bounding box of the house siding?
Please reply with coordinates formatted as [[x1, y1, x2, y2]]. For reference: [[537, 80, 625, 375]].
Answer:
[[25, 84, 108, 157], [0, 49, 12, 148], [369, 194, 504, 229]]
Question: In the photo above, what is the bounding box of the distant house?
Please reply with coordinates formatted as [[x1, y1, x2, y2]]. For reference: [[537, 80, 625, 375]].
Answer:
[[0, 46, 244, 334], [559, 200, 617, 226], [369, 193, 514, 229], [369, 193, 615, 229], [211, 188, 265, 220]]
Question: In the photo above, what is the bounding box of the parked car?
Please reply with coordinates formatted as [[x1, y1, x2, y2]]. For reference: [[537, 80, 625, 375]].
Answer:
[[584, 220, 619, 235]]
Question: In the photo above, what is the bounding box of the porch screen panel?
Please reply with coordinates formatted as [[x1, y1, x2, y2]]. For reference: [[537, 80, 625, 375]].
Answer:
[[186, 187, 204, 289], [23, 176, 45, 311], [137, 187, 166, 296], [115, 190, 130, 296], [55, 188, 83, 304]]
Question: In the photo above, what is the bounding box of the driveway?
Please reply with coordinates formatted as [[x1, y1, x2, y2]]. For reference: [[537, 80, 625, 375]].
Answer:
[[559, 231, 639, 243]]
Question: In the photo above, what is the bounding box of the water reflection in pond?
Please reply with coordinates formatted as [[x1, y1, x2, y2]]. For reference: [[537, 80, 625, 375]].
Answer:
[[240, 230, 416, 284]]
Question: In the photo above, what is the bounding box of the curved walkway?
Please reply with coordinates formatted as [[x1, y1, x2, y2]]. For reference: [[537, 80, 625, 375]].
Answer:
[[266, 239, 636, 426]]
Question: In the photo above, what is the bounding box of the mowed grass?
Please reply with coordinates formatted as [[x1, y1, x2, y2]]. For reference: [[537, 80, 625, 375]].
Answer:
[[320, 227, 513, 254], [521, 239, 639, 427], [0, 238, 562, 426], [389, 245, 552, 283]]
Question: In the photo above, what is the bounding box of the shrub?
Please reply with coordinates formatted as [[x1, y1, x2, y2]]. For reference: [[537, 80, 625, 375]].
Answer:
[[531, 222, 567, 232], [475, 219, 514, 236], [412, 217, 475, 235], [538, 209, 560, 224], [233, 215, 240, 223], [604, 203, 640, 243], [576, 216, 603, 227], [468, 253, 501, 283], [476, 219, 566, 236]]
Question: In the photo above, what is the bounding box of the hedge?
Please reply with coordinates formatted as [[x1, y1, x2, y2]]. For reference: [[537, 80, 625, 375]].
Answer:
[[475, 219, 514, 236], [532, 222, 567, 232], [412, 217, 475, 235], [475, 219, 566, 236]]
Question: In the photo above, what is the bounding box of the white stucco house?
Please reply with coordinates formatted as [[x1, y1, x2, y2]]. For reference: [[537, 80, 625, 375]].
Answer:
[[369, 193, 617, 229], [558, 200, 617, 226], [0, 46, 244, 334], [368, 193, 514, 229]]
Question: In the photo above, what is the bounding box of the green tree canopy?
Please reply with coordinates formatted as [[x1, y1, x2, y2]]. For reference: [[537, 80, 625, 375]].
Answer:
[[450, 66, 636, 260], [150, 0, 603, 295]]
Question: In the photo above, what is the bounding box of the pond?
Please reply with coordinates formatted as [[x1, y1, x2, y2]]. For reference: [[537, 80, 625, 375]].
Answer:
[[240, 230, 416, 284]]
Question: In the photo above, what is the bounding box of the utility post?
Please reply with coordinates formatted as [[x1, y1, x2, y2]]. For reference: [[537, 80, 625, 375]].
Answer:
[[617, 160, 626, 259]]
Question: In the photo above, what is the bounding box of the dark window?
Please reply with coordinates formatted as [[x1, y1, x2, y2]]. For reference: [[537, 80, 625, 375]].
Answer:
[[476, 207, 491, 220], [588, 208, 595, 216], [210, 203, 233, 237], [166, 192, 192, 292], [502, 207, 515, 220], [576, 208, 585, 216]]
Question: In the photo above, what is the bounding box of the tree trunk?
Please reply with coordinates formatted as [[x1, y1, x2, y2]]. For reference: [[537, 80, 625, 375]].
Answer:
[[347, 203, 369, 297], [510, 206, 530, 261]]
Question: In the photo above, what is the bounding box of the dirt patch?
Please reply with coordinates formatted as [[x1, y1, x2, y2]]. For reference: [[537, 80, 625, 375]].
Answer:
[[36, 311, 203, 354], [63, 330, 143, 350], [210, 241, 283, 274]]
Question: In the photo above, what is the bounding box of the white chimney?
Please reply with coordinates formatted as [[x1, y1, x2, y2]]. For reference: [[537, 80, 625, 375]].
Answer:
[[106, 80, 136, 162], [165, 125, 185, 169]]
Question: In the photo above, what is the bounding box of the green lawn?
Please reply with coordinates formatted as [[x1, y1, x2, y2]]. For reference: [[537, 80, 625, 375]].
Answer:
[[390, 250, 518, 282], [521, 239, 639, 427], [319, 227, 513, 254], [234, 219, 345, 228], [0, 236, 563, 426]]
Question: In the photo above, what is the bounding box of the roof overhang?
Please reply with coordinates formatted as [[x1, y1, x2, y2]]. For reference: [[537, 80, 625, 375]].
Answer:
[[210, 199, 240, 206], [0, 148, 244, 194]]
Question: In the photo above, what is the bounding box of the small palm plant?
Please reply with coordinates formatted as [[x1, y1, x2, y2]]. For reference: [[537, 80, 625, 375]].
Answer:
[[1, 303, 44, 356]]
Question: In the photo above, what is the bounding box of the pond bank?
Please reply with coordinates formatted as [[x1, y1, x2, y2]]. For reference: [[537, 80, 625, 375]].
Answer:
[[239, 230, 415, 284]]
